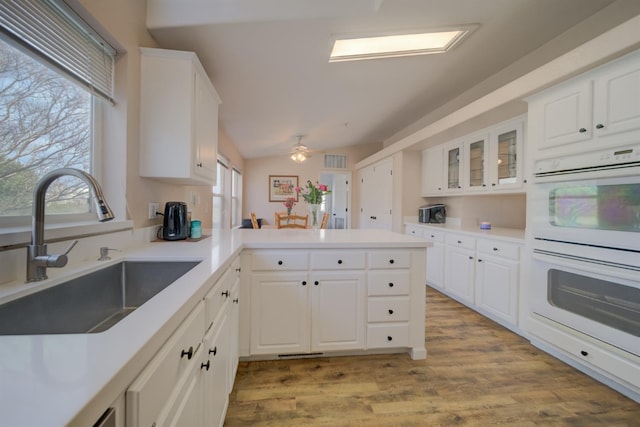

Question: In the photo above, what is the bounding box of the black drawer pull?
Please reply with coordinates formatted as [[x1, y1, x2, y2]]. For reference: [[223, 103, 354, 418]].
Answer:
[[493, 247, 498, 251], [221, 290, 230, 298], [457, 240, 462, 244], [387, 336, 393, 342], [201, 360, 210, 371], [278, 260, 283, 265], [579, 127, 587, 133], [209, 347, 217, 356], [314, 281, 319, 286], [233, 298, 239, 304], [338, 259, 343, 264], [302, 281, 307, 286], [580, 350, 589, 357], [388, 309, 394, 315], [181, 346, 193, 360], [388, 282, 394, 287], [389, 259, 394, 264], [596, 123, 604, 129]]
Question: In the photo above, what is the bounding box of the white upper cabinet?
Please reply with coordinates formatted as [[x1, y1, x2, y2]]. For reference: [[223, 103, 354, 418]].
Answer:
[[528, 49, 640, 158], [139, 47, 221, 185], [421, 115, 526, 196]]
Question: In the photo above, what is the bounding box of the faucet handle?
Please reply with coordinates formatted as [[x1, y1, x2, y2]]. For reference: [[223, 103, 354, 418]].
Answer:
[[36, 240, 78, 268]]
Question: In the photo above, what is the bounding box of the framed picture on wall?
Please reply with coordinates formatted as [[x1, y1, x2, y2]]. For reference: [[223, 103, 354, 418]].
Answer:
[[269, 175, 298, 202]]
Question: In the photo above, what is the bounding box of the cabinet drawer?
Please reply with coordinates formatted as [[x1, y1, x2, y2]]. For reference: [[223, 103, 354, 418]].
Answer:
[[445, 233, 476, 250], [127, 302, 205, 427], [405, 225, 423, 237], [477, 239, 520, 260], [251, 251, 308, 271], [205, 269, 232, 327], [368, 297, 410, 322], [310, 251, 366, 270], [368, 271, 410, 296], [423, 228, 445, 243], [367, 324, 409, 348], [368, 251, 411, 269]]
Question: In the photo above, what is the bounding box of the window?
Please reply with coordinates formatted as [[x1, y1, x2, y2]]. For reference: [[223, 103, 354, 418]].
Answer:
[[231, 168, 242, 228], [212, 157, 229, 229], [0, 38, 94, 219], [0, 0, 115, 226]]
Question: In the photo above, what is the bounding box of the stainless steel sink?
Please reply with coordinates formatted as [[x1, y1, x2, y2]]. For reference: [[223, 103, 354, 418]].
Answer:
[[0, 260, 200, 335]]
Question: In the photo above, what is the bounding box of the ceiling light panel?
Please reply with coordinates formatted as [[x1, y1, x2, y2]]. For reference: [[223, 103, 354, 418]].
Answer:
[[330, 28, 472, 62]]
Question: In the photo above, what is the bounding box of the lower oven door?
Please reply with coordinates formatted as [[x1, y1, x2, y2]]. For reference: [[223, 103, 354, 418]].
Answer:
[[531, 249, 640, 357]]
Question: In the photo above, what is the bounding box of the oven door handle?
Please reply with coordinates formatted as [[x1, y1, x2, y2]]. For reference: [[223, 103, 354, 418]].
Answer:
[[533, 249, 640, 277]]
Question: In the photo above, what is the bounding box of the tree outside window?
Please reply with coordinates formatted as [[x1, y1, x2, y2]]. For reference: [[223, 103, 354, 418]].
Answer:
[[0, 39, 93, 217]]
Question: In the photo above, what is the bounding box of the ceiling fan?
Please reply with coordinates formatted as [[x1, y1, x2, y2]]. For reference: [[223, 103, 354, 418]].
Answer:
[[290, 135, 311, 163]]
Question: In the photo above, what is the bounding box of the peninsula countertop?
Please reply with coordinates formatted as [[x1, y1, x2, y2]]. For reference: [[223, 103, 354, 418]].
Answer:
[[0, 228, 428, 427]]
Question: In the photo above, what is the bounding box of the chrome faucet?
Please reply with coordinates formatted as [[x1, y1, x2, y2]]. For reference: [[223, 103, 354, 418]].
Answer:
[[26, 168, 115, 282]]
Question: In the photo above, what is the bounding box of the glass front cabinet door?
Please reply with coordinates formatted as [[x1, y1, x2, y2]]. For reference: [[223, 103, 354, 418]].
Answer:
[[464, 132, 490, 192], [489, 117, 525, 191], [445, 141, 463, 192]]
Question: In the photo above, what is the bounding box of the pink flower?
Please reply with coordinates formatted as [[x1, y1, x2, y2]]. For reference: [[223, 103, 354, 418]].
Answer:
[[295, 186, 301, 193], [319, 184, 328, 191]]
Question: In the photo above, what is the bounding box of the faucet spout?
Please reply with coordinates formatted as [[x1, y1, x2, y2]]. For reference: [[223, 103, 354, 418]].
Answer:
[[27, 168, 115, 282]]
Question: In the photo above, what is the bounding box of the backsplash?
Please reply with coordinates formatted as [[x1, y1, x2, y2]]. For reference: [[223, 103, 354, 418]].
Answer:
[[423, 193, 526, 229]]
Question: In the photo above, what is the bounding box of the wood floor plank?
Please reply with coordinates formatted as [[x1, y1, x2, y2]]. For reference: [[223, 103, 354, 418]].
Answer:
[[224, 287, 640, 426]]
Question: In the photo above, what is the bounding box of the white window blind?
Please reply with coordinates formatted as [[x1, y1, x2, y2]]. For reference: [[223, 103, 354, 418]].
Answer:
[[0, 0, 116, 102]]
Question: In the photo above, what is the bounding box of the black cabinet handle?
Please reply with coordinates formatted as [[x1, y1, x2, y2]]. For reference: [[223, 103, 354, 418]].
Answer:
[[491, 183, 496, 186], [314, 281, 319, 286], [478, 259, 483, 263], [235, 267, 241, 272], [197, 162, 203, 167], [181, 346, 194, 360], [338, 259, 343, 264], [457, 240, 462, 244], [469, 256, 473, 260], [233, 298, 239, 304], [580, 350, 589, 357], [302, 281, 307, 286], [201, 360, 210, 371], [388, 309, 394, 315], [278, 260, 283, 265], [493, 247, 498, 251], [388, 282, 394, 287], [221, 290, 230, 298], [209, 347, 217, 355], [579, 127, 587, 133], [596, 123, 604, 129], [389, 259, 394, 264], [387, 336, 393, 342]]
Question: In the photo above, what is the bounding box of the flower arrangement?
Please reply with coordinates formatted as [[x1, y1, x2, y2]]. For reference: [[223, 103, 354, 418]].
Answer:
[[295, 180, 331, 205], [283, 196, 296, 216]]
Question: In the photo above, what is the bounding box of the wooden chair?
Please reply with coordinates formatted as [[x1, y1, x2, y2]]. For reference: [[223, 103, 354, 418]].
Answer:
[[320, 212, 330, 229], [274, 211, 287, 225], [276, 214, 308, 229], [250, 212, 260, 229]]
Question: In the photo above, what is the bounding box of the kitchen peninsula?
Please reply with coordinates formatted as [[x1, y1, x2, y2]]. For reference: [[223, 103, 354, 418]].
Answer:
[[0, 228, 428, 427]]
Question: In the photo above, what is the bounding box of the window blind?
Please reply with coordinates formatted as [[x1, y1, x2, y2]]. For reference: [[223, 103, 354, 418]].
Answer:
[[0, 0, 116, 103]]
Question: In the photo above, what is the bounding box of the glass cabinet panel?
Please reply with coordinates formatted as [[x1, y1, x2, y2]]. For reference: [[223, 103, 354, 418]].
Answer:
[[497, 129, 517, 184], [447, 145, 461, 190], [468, 139, 485, 188]]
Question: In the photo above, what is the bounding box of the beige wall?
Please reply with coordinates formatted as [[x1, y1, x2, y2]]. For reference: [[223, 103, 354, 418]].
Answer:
[[75, 0, 230, 230], [243, 143, 381, 225]]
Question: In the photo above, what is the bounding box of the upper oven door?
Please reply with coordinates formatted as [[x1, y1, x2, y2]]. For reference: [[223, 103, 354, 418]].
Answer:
[[531, 172, 640, 252]]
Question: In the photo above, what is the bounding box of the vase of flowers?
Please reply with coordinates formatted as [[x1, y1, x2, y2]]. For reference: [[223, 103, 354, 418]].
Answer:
[[283, 197, 296, 222], [295, 180, 331, 228]]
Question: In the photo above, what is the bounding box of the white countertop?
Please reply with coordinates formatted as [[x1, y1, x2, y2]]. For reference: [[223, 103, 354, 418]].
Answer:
[[0, 228, 428, 427], [404, 219, 525, 243]]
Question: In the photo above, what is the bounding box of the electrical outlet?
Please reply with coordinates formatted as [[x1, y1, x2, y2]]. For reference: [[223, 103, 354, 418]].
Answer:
[[148, 202, 160, 219]]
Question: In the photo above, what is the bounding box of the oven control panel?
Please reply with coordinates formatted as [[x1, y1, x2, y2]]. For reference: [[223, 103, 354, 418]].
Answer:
[[535, 144, 640, 175]]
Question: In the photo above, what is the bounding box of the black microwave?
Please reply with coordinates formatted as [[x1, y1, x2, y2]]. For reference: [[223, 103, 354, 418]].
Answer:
[[418, 204, 446, 224]]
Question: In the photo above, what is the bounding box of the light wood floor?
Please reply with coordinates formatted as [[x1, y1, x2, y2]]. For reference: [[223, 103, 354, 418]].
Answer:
[[224, 287, 640, 426]]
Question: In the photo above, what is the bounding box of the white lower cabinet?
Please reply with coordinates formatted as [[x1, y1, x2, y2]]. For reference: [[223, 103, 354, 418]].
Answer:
[[407, 224, 522, 331], [127, 257, 240, 427], [444, 233, 476, 306], [247, 248, 426, 359]]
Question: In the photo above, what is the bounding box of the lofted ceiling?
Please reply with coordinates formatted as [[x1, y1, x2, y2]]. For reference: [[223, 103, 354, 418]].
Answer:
[[146, 0, 630, 160]]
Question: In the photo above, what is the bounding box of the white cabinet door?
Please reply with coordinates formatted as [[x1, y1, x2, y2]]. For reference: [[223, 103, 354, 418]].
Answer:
[[444, 141, 463, 193], [421, 146, 444, 196], [444, 245, 475, 305], [475, 254, 519, 325], [310, 271, 366, 352], [426, 242, 444, 290], [227, 278, 240, 393], [539, 79, 593, 150], [193, 71, 218, 182], [202, 314, 229, 427], [463, 132, 489, 192], [593, 54, 640, 142], [250, 272, 309, 355], [489, 117, 525, 191]]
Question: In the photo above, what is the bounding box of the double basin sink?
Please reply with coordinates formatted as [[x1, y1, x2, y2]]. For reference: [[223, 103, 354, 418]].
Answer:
[[0, 260, 200, 335]]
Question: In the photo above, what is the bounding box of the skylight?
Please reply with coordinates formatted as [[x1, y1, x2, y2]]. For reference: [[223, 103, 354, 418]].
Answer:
[[329, 29, 471, 62]]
